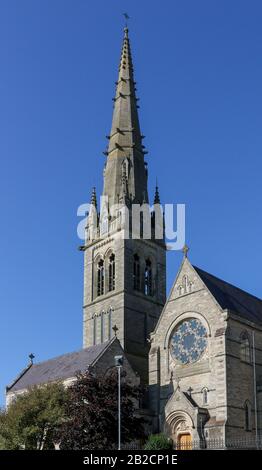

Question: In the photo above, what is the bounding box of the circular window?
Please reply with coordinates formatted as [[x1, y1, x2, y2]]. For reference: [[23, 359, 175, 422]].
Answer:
[[170, 318, 208, 365]]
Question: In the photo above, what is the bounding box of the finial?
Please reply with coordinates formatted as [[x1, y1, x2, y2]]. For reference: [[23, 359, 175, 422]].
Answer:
[[154, 180, 160, 204], [91, 187, 97, 208], [187, 386, 193, 397], [29, 353, 35, 365], [182, 244, 189, 258], [112, 324, 119, 337], [142, 190, 147, 204]]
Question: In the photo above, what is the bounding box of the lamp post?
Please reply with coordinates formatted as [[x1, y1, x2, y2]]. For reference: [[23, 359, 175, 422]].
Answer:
[[115, 355, 123, 450]]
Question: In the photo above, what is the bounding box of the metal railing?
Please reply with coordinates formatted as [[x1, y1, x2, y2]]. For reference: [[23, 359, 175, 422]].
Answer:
[[121, 437, 262, 450], [174, 437, 262, 450]]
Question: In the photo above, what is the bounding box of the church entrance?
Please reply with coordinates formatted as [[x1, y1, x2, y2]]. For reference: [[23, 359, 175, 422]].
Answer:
[[177, 433, 192, 450]]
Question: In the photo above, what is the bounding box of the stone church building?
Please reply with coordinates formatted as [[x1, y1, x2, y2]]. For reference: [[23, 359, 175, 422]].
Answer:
[[6, 28, 262, 447]]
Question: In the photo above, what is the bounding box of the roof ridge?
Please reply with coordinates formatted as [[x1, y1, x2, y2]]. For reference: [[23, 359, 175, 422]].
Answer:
[[6, 339, 115, 393], [193, 265, 262, 303], [29, 340, 111, 368], [6, 363, 33, 392]]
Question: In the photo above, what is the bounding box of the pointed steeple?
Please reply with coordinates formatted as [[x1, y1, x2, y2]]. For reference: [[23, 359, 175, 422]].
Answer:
[[103, 28, 148, 212], [154, 182, 161, 205], [90, 187, 97, 208], [87, 187, 98, 242]]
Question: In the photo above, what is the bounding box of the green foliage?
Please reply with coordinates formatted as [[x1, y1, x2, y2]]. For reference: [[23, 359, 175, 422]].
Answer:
[[0, 371, 145, 450], [58, 370, 146, 450], [144, 433, 172, 450], [0, 383, 68, 450]]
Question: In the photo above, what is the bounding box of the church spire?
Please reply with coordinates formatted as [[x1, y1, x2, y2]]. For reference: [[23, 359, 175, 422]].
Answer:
[[102, 27, 148, 211], [90, 187, 97, 208], [154, 182, 161, 205]]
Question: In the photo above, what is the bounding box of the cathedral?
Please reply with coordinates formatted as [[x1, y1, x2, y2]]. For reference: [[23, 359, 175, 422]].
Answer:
[[6, 27, 262, 447]]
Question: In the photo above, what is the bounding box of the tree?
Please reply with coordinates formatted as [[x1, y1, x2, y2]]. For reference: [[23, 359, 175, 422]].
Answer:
[[0, 383, 67, 450], [57, 370, 145, 449]]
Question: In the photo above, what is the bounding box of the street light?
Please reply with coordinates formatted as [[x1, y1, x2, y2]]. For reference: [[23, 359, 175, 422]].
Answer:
[[114, 355, 123, 450]]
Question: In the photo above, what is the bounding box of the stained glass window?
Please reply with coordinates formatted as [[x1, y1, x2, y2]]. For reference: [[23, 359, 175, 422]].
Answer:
[[144, 259, 153, 296], [240, 331, 251, 363], [170, 318, 208, 364], [97, 259, 104, 296]]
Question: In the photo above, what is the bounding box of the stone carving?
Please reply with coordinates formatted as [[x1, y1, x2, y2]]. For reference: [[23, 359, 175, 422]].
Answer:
[[177, 275, 193, 296], [177, 421, 189, 432]]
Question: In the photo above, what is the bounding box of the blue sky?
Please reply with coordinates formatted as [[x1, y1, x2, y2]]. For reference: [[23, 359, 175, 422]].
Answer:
[[0, 0, 262, 405]]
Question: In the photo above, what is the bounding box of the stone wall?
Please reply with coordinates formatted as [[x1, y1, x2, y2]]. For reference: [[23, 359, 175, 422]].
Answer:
[[149, 258, 227, 440], [83, 227, 166, 383], [225, 317, 262, 439]]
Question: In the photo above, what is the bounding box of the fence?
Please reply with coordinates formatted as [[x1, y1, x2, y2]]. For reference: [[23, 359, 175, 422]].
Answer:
[[121, 437, 262, 450], [172, 437, 262, 450]]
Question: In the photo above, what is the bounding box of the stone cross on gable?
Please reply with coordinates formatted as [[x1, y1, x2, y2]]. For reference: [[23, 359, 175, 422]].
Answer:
[[112, 324, 119, 337], [29, 353, 35, 365], [182, 244, 189, 258]]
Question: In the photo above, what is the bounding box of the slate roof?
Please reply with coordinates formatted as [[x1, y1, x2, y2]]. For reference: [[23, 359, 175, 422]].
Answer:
[[194, 266, 262, 326], [7, 340, 113, 392], [183, 392, 198, 408]]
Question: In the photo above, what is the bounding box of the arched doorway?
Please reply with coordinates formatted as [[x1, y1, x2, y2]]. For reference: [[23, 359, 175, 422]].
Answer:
[[166, 411, 194, 450]]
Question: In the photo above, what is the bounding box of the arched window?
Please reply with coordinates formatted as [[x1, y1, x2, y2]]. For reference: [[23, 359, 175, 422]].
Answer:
[[133, 254, 140, 291], [240, 331, 251, 363], [108, 254, 115, 292], [202, 387, 208, 405], [144, 259, 153, 296], [244, 401, 252, 431], [97, 259, 104, 296]]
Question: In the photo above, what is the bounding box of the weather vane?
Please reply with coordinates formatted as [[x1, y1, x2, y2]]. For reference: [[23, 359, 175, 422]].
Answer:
[[123, 12, 130, 28]]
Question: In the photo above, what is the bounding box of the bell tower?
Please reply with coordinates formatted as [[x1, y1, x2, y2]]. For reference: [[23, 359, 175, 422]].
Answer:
[[82, 28, 166, 382]]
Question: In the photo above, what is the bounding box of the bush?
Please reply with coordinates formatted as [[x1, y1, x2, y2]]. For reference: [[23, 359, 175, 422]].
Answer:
[[144, 433, 172, 450]]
